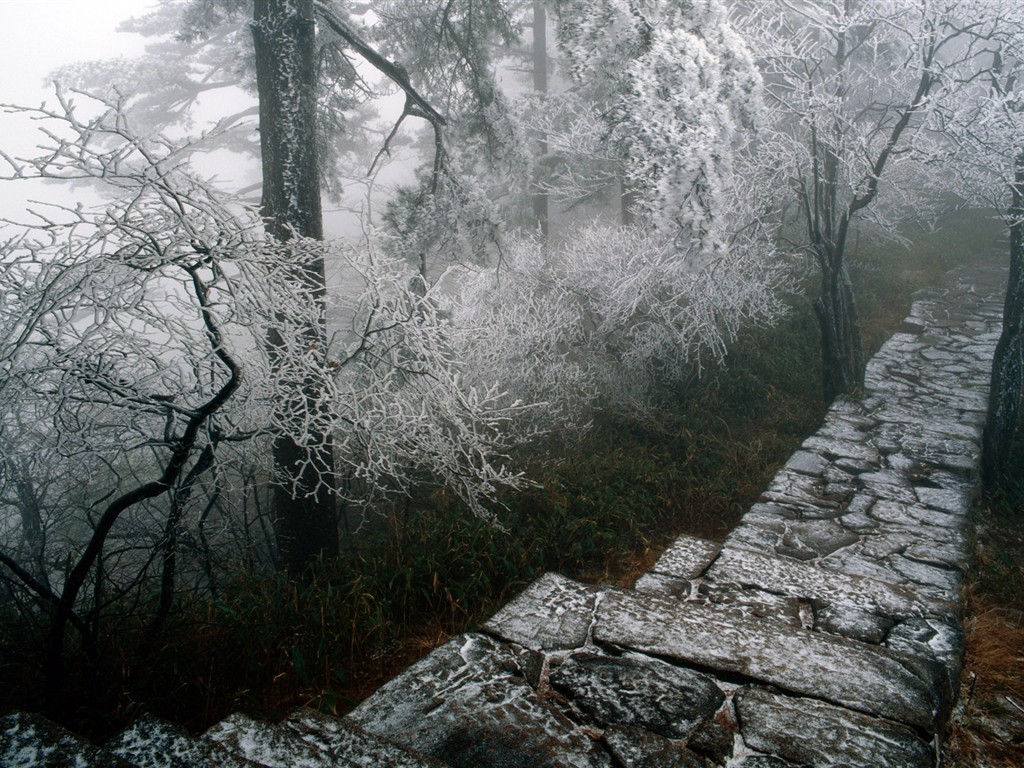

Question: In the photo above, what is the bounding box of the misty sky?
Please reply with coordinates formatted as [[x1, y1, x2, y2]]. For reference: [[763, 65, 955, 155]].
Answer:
[[0, 2, 150, 217]]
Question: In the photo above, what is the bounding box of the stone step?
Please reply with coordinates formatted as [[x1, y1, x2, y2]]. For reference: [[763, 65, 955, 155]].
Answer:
[[203, 710, 449, 768], [205, 712, 338, 767], [346, 632, 610, 768], [484, 573, 949, 731]]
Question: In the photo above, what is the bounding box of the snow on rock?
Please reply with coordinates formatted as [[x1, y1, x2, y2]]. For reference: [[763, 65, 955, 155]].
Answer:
[[644, 535, 722, 581], [282, 709, 449, 767], [482, 571, 599, 651], [205, 713, 331, 768], [101, 715, 249, 768], [734, 686, 933, 767], [346, 632, 612, 768], [0, 712, 124, 768], [601, 725, 712, 768], [704, 546, 954, 621], [548, 652, 724, 738], [592, 586, 947, 729]]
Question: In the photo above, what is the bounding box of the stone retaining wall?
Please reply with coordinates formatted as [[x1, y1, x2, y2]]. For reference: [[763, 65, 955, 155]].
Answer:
[[344, 260, 1007, 768], [1, 258, 1007, 767]]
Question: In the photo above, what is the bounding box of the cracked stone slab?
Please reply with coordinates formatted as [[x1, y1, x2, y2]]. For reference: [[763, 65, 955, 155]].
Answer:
[[705, 546, 955, 621], [347, 633, 611, 768], [634, 571, 693, 599], [886, 554, 962, 593], [869, 498, 966, 530], [592, 586, 947, 729], [783, 450, 830, 477], [646, 535, 721, 581], [734, 687, 932, 768], [483, 572, 599, 650], [549, 652, 724, 739]]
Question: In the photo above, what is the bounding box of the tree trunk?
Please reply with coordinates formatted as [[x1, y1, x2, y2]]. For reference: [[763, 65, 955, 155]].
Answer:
[[531, 0, 549, 237], [982, 154, 1024, 494], [252, 0, 339, 575], [813, 234, 865, 403]]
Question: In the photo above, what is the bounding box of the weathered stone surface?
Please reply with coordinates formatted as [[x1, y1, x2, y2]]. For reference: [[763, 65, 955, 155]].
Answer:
[[549, 652, 724, 738], [347, 633, 611, 768], [686, 703, 737, 765], [206, 713, 331, 767], [868, 499, 964, 530], [783, 450, 830, 477], [886, 554, 961, 592], [0, 712, 128, 768], [483, 572, 598, 651], [705, 546, 954, 620], [813, 604, 892, 645], [593, 587, 946, 728], [634, 572, 692, 599], [284, 709, 449, 768], [734, 687, 932, 768], [602, 726, 711, 768], [885, 617, 965, 679], [697, 580, 803, 627], [734, 757, 802, 767], [646, 535, 721, 580], [102, 714, 249, 768]]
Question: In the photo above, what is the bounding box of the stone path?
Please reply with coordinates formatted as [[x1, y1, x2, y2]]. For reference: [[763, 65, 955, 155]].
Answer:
[[0, 257, 1007, 767]]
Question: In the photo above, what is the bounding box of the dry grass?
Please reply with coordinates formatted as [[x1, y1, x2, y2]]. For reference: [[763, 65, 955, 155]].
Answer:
[[945, 510, 1024, 767]]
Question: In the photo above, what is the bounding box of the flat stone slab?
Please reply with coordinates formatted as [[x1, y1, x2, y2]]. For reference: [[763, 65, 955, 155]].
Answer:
[[483, 572, 599, 650], [347, 633, 611, 768], [734, 686, 933, 767], [705, 546, 955, 621], [592, 586, 946, 729], [645, 535, 721, 580], [549, 651, 724, 739]]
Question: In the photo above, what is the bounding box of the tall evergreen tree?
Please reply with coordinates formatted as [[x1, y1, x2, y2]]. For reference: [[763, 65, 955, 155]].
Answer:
[[252, 0, 338, 574]]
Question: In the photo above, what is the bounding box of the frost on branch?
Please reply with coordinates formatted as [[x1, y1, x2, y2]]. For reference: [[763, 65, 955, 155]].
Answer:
[[0, 88, 532, 582], [445, 224, 786, 418], [556, 0, 762, 243]]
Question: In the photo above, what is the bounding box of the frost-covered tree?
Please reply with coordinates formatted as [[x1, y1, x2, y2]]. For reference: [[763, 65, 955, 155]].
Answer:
[[934, 0, 1024, 492], [0, 91, 531, 707], [555, 0, 761, 241], [445, 221, 785, 419], [733, 0, 989, 401]]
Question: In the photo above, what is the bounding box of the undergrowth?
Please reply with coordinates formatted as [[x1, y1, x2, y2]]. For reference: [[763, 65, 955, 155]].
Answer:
[[0, 209, 1009, 741]]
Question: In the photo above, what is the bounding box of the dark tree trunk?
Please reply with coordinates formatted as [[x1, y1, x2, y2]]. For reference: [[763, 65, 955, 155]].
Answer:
[[813, 241, 865, 403], [252, 0, 339, 575], [531, 0, 549, 237], [982, 154, 1024, 494]]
